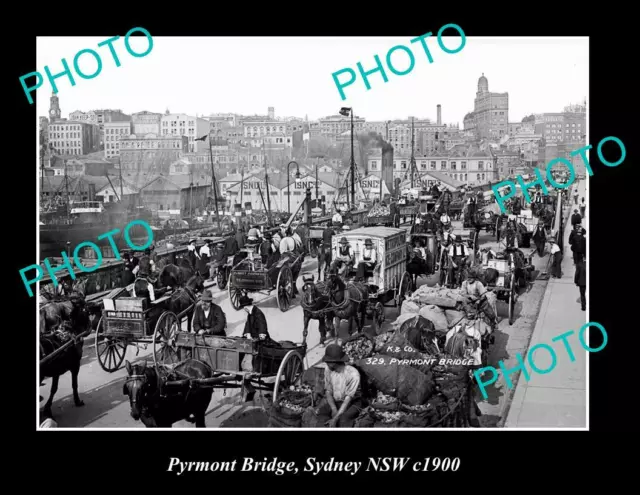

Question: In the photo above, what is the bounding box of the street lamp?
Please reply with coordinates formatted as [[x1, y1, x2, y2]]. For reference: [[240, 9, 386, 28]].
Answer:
[[287, 160, 301, 214], [339, 107, 355, 209]]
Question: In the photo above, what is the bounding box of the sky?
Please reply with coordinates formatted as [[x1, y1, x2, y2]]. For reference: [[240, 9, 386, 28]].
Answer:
[[35, 36, 588, 125]]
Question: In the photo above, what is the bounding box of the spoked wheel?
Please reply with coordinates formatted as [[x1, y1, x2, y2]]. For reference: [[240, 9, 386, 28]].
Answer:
[[228, 284, 244, 310], [397, 271, 412, 315], [217, 266, 228, 290], [508, 272, 516, 325], [276, 265, 293, 312], [273, 350, 304, 403], [153, 311, 181, 367], [95, 316, 128, 373], [372, 301, 385, 334]]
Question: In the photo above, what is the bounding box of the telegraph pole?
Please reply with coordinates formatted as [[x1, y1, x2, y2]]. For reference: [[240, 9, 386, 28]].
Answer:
[[207, 135, 221, 233]]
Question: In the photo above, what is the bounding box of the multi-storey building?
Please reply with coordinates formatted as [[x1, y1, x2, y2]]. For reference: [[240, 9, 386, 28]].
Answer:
[[131, 111, 163, 135], [534, 112, 586, 144], [160, 112, 210, 153], [48, 120, 101, 156], [119, 134, 189, 173], [208, 113, 237, 130], [243, 119, 290, 138], [104, 121, 133, 158], [463, 74, 509, 140], [367, 144, 496, 187], [318, 114, 366, 142], [68, 109, 130, 141]]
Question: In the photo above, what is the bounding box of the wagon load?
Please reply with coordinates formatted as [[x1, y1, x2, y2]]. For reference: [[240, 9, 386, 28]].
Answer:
[[268, 385, 314, 427], [368, 204, 391, 217], [342, 333, 375, 364], [355, 355, 434, 406]]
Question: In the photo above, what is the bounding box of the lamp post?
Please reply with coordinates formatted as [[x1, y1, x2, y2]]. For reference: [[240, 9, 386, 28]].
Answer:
[[287, 160, 301, 214], [339, 107, 355, 209]]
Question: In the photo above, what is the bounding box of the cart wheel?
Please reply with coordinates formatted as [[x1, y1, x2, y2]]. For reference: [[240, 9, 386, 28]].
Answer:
[[273, 350, 304, 404], [228, 284, 244, 311], [393, 214, 399, 228], [397, 271, 412, 315], [276, 265, 293, 312], [309, 242, 318, 258], [95, 316, 127, 373], [372, 301, 385, 334], [217, 266, 228, 290], [508, 272, 516, 325], [153, 311, 180, 367]]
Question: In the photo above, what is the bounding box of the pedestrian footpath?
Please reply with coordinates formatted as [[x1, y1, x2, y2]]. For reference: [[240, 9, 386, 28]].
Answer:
[[504, 180, 586, 428]]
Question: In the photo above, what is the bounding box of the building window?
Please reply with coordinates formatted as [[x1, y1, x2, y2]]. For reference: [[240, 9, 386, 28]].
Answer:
[[478, 161, 484, 171], [440, 161, 446, 170], [450, 161, 456, 170], [420, 161, 427, 169], [401, 161, 407, 169], [430, 161, 436, 170], [370, 161, 377, 170], [477, 174, 481, 181]]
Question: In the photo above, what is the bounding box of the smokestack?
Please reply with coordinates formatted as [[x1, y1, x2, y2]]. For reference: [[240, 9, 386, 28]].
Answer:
[[437, 105, 442, 126]]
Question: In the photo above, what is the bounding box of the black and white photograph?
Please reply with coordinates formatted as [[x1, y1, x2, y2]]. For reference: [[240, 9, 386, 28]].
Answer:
[[35, 35, 589, 430]]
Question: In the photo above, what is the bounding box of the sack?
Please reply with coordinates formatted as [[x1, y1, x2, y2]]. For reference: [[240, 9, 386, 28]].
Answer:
[[355, 355, 434, 406], [301, 406, 323, 427], [380, 337, 434, 375], [302, 366, 325, 401], [400, 300, 420, 315], [373, 332, 395, 352], [417, 295, 459, 308], [445, 310, 466, 327], [418, 305, 449, 332], [391, 312, 422, 331], [268, 389, 313, 427], [343, 332, 375, 363]]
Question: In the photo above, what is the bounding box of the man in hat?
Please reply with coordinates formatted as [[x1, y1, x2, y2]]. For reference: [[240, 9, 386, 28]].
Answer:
[[193, 290, 226, 336], [571, 209, 582, 227], [505, 218, 517, 248], [279, 227, 296, 254], [549, 237, 562, 278], [235, 226, 246, 250], [260, 231, 279, 267], [532, 219, 549, 257], [461, 269, 499, 331], [316, 344, 362, 428], [355, 238, 377, 281], [447, 235, 469, 288], [580, 197, 586, 218], [330, 237, 354, 276], [569, 223, 586, 264], [186, 239, 200, 270], [575, 256, 586, 311], [246, 225, 262, 246]]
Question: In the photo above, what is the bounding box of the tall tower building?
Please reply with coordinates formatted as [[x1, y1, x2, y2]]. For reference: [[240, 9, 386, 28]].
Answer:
[[268, 107, 275, 119], [49, 92, 61, 122]]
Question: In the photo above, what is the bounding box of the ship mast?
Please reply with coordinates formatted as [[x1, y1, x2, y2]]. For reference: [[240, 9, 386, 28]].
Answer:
[[410, 117, 417, 189]]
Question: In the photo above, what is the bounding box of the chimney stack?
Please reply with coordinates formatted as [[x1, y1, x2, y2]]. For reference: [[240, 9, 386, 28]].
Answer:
[[437, 105, 442, 126]]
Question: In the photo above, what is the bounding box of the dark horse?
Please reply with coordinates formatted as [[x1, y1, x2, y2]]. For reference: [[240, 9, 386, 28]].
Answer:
[[167, 273, 204, 332], [326, 272, 368, 336], [123, 359, 214, 427], [40, 299, 91, 419], [301, 276, 335, 345], [159, 260, 196, 289]]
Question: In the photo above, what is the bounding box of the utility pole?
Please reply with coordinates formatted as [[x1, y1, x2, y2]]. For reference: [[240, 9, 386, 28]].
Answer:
[[263, 140, 272, 225], [350, 109, 355, 208], [207, 134, 221, 233], [410, 117, 416, 189]]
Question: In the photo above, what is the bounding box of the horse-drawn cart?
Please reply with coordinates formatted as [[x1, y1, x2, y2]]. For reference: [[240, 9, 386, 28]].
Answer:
[[154, 332, 307, 403], [483, 249, 531, 325], [331, 226, 412, 333], [94, 286, 196, 372], [227, 247, 304, 312]]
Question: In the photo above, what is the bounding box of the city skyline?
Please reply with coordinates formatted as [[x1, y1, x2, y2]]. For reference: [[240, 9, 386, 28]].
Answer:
[[36, 37, 588, 124]]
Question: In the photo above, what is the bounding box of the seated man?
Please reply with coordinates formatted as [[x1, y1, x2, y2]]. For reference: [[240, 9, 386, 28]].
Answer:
[[460, 270, 498, 331], [316, 344, 362, 428], [355, 238, 377, 281], [329, 237, 354, 276], [447, 235, 469, 287], [192, 290, 226, 336]]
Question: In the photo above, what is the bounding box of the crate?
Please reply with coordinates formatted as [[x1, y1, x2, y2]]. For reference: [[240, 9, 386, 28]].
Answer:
[[175, 333, 253, 352], [103, 310, 145, 338], [488, 259, 509, 274], [230, 270, 269, 289]]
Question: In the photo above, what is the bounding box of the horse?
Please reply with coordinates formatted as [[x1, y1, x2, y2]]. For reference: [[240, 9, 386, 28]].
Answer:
[[123, 359, 214, 428], [158, 264, 187, 288], [301, 276, 335, 345], [166, 273, 205, 332], [40, 300, 91, 419], [326, 272, 368, 336], [39, 291, 86, 334]]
